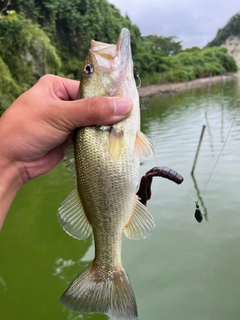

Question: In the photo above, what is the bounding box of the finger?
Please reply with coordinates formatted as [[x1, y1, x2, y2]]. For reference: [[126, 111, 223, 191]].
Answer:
[[52, 76, 80, 101], [50, 96, 133, 131], [35, 75, 80, 101]]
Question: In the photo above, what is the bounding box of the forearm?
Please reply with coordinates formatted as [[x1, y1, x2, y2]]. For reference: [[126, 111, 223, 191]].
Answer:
[[0, 158, 23, 229]]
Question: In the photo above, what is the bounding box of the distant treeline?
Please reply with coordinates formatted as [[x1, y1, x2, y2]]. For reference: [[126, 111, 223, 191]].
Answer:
[[134, 37, 237, 85], [0, 0, 238, 114]]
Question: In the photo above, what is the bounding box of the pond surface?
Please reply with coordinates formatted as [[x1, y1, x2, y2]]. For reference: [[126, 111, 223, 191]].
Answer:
[[1, 78, 240, 320]]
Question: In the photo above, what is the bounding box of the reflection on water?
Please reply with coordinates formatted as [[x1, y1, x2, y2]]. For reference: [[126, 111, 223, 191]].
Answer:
[[1, 78, 240, 320], [66, 313, 84, 320], [52, 258, 76, 280], [0, 274, 7, 292]]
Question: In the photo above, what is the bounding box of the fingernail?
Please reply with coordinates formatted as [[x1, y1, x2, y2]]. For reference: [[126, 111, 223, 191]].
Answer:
[[113, 98, 132, 116]]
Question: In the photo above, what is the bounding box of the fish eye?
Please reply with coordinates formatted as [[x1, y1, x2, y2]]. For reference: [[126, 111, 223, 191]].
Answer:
[[84, 64, 93, 74]]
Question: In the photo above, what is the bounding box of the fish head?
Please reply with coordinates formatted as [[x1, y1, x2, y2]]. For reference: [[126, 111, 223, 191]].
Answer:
[[79, 28, 136, 99]]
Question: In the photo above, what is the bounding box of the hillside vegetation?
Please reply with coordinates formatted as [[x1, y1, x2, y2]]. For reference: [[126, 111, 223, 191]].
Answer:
[[135, 43, 237, 85], [207, 13, 240, 47], [0, 0, 238, 114]]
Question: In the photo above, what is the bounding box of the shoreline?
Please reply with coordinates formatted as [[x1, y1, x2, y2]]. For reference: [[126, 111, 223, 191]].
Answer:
[[138, 74, 237, 98]]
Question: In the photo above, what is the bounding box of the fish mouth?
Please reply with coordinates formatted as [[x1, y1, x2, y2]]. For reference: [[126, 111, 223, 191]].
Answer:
[[116, 28, 131, 61], [90, 28, 131, 70]]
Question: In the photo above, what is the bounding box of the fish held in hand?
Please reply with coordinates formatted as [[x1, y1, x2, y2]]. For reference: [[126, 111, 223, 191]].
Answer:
[[57, 28, 155, 320]]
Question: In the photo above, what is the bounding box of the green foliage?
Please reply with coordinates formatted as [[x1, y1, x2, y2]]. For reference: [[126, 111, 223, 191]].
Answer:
[[11, 0, 141, 77], [207, 13, 240, 47], [0, 0, 238, 107], [133, 35, 182, 80], [142, 35, 182, 56], [0, 11, 61, 114], [140, 47, 238, 85], [184, 46, 201, 53], [0, 56, 21, 114], [0, 11, 61, 87]]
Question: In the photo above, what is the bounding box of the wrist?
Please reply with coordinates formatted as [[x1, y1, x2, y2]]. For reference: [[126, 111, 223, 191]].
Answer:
[[0, 157, 24, 229]]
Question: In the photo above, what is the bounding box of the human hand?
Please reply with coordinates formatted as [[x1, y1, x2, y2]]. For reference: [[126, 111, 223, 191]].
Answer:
[[0, 74, 132, 228]]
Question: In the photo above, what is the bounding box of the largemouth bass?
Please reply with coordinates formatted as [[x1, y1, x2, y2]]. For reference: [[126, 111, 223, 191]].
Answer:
[[58, 28, 155, 320]]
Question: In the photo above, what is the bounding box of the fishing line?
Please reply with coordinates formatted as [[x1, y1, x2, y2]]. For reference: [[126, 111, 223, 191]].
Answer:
[[187, 191, 196, 202], [202, 105, 239, 198], [135, 67, 159, 167], [140, 96, 159, 167], [190, 102, 239, 222], [131, 34, 157, 165]]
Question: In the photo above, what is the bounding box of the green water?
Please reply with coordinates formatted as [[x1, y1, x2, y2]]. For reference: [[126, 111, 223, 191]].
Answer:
[[1, 79, 240, 320]]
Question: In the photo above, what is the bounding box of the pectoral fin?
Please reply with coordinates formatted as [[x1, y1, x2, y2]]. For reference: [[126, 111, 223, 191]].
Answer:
[[135, 131, 155, 159], [124, 198, 155, 239], [58, 187, 92, 240], [109, 127, 124, 162]]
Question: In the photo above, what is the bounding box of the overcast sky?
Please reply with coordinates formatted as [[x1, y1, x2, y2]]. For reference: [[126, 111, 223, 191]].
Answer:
[[109, 0, 240, 48]]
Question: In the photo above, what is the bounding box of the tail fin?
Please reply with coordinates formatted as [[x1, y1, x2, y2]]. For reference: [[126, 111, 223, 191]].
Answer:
[[60, 262, 138, 320]]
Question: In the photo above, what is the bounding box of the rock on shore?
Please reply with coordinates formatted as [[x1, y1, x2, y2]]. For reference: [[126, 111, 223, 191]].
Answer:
[[138, 74, 236, 98], [222, 36, 240, 69]]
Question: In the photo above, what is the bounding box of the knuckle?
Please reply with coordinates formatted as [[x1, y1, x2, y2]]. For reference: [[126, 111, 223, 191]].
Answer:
[[37, 74, 55, 85]]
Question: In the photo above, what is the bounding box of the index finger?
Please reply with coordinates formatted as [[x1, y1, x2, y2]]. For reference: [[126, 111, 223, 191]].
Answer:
[[55, 77, 80, 101], [37, 75, 80, 101]]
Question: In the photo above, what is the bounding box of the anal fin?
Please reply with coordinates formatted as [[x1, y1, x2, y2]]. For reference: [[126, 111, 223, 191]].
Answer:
[[124, 198, 155, 239]]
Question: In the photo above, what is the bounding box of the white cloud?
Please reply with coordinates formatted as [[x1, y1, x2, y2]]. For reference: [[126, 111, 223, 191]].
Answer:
[[109, 0, 240, 48]]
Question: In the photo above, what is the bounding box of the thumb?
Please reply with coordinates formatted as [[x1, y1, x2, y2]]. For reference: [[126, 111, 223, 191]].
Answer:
[[52, 96, 133, 131]]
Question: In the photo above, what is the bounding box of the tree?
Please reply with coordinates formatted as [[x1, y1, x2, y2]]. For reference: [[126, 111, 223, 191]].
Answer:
[[142, 35, 182, 56], [9, 0, 141, 77]]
